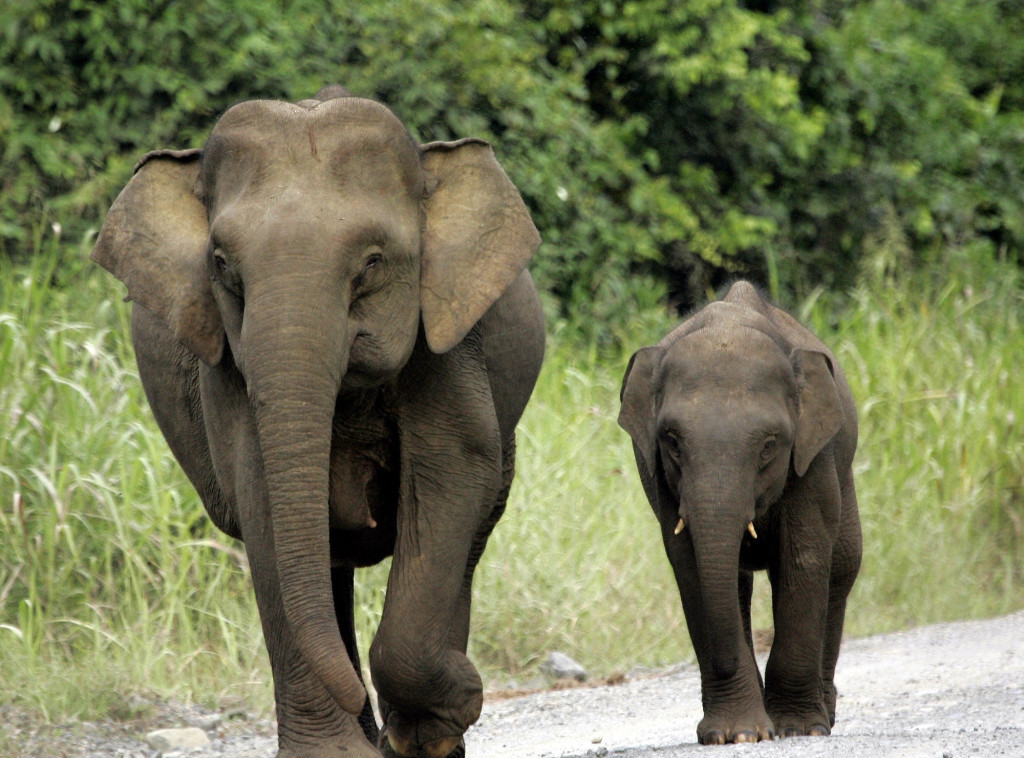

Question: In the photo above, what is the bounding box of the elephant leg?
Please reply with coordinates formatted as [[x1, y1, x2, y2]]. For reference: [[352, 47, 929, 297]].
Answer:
[[372, 336, 500, 758], [763, 474, 840, 738], [332, 565, 380, 744], [372, 464, 491, 758], [450, 436, 515, 653], [233, 493, 379, 758], [132, 305, 239, 538], [198, 370, 379, 758], [659, 518, 773, 744], [245, 543, 379, 758], [821, 474, 862, 725], [381, 437, 513, 758]]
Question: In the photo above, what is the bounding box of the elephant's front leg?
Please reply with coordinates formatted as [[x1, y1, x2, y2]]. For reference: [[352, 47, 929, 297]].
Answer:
[[371, 338, 502, 758], [371, 456, 496, 758], [764, 466, 842, 738]]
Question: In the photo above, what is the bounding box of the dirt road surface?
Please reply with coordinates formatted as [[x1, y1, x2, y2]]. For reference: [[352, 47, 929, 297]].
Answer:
[[12, 611, 1023, 757], [467, 610, 1024, 758]]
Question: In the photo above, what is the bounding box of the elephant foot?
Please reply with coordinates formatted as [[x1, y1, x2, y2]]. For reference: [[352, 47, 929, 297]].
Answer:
[[276, 709, 383, 758], [771, 718, 830, 739], [697, 707, 775, 745], [277, 736, 382, 758], [379, 721, 464, 758], [765, 680, 833, 738], [767, 704, 832, 738]]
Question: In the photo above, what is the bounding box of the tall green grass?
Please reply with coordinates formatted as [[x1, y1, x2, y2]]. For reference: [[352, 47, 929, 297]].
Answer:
[[1, 233, 1022, 724], [820, 248, 1024, 633], [0, 234, 269, 719]]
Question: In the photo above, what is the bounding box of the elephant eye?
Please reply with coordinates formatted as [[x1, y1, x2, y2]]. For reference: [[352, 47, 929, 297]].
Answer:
[[661, 430, 683, 460], [759, 436, 778, 468], [211, 249, 242, 297], [353, 251, 385, 295], [363, 252, 383, 273]]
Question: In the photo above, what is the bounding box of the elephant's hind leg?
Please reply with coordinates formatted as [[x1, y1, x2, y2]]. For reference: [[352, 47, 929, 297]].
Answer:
[[131, 304, 239, 538], [822, 473, 863, 725]]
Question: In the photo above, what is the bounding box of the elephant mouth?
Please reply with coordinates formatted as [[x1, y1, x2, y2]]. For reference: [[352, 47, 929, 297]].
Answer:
[[344, 332, 396, 388]]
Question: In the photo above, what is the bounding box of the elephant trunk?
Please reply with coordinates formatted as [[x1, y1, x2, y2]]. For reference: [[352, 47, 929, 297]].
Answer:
[[244, 280, 366, 715], [685, 490, 750, 681]]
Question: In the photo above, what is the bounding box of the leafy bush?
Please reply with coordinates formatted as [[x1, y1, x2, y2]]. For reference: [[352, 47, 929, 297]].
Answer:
[[3, 0, 1024, 328], [780, 0, 1024, 290]]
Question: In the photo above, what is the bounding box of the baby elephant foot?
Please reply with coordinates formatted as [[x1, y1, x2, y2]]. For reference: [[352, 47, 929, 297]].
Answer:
[[379, 716, 464, 758], [768, 706, 832, 739], [697, 708, 775, 745], [775, 721, 830, 739]]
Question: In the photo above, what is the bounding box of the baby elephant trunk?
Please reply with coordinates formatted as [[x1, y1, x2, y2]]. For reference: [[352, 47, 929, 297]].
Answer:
[[685, 498, 751, 681]]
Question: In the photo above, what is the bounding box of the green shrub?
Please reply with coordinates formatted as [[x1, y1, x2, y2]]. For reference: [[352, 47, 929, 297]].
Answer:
[[5, 0, 1024, 331]]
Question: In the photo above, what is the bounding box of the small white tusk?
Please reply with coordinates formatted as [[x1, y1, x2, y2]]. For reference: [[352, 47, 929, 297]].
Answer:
[[674, 518, 685, 535], [747, 522, 758, 540]]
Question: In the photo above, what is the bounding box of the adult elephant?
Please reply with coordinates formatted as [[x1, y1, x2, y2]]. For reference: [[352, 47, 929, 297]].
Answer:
[[92, 86, 545, 758]]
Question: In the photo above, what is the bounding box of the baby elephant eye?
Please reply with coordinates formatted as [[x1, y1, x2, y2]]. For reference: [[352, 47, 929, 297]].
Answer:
[[213, 250, 229, 273], [661, 430, 682, 458]]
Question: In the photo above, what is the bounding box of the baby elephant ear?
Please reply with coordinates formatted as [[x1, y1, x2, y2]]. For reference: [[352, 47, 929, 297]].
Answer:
[[792, 349, 843, 476], [618, 345, 664, 477], [92, 150, 224, 366], [419, 138, 541, 354]]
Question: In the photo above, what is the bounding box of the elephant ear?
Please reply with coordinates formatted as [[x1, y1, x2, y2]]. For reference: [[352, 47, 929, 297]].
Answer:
[[419, 138, 541, 354], [92, 150, 224, 366], [792, 348, 843, 477], [618, 345, 665, 480]]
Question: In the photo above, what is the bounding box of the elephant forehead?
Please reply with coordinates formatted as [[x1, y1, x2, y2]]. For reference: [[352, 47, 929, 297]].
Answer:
[[200, 98, 424, 207], [682, 300, 776, 337], [661, 327, 796, 394], [211, 188, 420, 247]]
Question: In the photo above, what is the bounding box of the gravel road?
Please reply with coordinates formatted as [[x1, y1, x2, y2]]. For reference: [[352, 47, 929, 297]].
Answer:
[[469, 611, 1024, 758], [13, 611, 1023, 758]]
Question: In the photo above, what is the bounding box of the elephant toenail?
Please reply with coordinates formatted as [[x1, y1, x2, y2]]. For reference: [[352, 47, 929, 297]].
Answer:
[[808, 724, 830, 737], [424, 736, 461, 757], [734, 730, 758, 743], [386, 731, 417, 757], [703, 730, 727, 745]]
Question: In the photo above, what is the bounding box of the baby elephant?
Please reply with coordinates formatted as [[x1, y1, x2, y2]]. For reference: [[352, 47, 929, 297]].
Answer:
[[618, 281, 862, 744]]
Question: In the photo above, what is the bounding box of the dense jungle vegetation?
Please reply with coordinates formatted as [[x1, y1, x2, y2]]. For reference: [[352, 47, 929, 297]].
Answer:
[[1, 0, 1023, 726]]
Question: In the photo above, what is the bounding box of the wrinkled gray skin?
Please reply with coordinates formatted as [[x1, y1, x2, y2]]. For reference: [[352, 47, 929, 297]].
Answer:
[[618, 281, 862, 746], [92, 87, 545, 758]]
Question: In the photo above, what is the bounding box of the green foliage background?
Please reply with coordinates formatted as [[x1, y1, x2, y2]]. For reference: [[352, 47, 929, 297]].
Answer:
[[4, 0, 1024, 325]]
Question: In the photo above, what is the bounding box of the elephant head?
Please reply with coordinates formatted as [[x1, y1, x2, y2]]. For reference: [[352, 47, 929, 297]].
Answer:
[[92, 91, 539, 717], [617, 297, 842, 679]]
